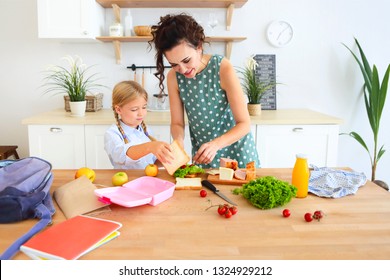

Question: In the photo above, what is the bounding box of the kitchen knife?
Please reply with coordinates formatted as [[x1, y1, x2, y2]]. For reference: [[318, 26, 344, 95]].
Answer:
[[201, 180, 237, 206]]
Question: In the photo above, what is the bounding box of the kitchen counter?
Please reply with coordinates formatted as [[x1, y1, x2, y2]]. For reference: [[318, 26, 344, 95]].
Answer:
[[21, 108, 343, 125], [1, 168, 389, 260]]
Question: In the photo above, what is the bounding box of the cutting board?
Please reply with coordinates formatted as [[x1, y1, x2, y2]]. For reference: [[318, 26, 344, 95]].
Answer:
[[207, 174, 251, 186]]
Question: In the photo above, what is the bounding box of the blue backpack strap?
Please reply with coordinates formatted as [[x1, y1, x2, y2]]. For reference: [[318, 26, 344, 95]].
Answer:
[[0, 204, 52, 260]]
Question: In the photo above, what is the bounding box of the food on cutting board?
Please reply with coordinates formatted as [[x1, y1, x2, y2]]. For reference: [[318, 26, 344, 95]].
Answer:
[[173, 163, 205, 178], [162, 140, 190, 175], [232, 176, 297, 209], [245, 161, 256, 181], [219, 167, 234, 180], [175, 177, 202, 190], [216, 159, 256, 181], [144, 163, 158, 177], [219, 158, 238, 170]]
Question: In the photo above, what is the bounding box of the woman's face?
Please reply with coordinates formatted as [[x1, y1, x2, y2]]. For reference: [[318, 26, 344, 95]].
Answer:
[[115, 96, 147, 128], [164, 41, 203, 79]]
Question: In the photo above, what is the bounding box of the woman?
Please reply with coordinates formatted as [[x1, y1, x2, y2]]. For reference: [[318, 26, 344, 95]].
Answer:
[[149, 13, 259, 169]]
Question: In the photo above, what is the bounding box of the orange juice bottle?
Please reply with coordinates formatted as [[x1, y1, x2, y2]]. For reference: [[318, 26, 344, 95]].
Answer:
[[292, 154, 310, 198]]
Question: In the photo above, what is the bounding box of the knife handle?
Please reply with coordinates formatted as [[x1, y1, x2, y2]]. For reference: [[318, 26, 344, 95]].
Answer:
[[201, 180, 217, 192]]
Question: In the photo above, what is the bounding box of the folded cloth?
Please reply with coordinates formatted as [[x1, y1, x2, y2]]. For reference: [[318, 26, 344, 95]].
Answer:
[[308, 165, 367, 198]]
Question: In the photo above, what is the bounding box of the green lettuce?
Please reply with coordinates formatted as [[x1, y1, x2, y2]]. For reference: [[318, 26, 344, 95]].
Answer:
[[232, 176, 297, 209]]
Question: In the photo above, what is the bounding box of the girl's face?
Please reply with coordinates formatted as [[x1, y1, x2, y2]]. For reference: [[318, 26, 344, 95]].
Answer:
[[165, 41, 203, 79], [115, 96, 147, 128]]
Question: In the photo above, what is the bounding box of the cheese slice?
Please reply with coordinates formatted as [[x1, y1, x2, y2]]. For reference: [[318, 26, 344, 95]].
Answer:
[[219, 167, 234, 180]]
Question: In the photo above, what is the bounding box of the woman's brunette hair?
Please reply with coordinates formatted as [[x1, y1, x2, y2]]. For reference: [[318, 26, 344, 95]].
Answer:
[[149, 13, 207, 93]]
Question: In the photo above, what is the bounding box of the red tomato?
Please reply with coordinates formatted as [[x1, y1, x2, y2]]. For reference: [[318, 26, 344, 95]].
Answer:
[[229, 206, 238, 215], [224, 209, 233, 218], [199, 189, 207, 197], [304, 212, 313, 222], [282, 209, 291, 218], [218, 205, 227, 215], [313, 210, 324, 221]]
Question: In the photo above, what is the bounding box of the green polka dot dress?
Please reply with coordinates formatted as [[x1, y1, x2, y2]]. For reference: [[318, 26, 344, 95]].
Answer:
[[176, 54, 260, 169]]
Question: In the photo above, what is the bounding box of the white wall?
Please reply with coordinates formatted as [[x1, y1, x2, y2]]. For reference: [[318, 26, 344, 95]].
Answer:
[[1, 0, 389, 184]]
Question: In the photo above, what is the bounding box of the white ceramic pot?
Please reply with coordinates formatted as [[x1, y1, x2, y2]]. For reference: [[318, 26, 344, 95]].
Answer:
[[69, 101, 86, 117]]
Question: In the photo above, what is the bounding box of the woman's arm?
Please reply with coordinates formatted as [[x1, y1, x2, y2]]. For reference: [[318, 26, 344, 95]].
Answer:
[[167, 69, 186, 148]]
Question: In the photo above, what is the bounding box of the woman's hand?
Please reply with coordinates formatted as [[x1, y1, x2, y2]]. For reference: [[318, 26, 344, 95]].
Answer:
[[192, 140, 221, 165]]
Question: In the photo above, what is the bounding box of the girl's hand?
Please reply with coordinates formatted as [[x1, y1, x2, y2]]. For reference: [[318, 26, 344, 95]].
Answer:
[[150, 141, 174, 164], [192, 141, 220, 165]]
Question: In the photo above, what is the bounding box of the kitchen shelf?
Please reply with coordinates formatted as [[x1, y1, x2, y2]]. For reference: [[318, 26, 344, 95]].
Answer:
[[96, 0, 247, 8], [96, 36, 246, 64], [96, 0, 248, 30]]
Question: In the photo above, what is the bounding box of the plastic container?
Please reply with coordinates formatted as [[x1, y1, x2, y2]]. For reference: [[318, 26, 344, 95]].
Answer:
[[292, 154, 310, 198], [94, 176, 175, 207]]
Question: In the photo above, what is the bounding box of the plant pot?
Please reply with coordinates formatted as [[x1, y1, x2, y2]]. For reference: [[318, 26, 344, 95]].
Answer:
[[69, 101, 86, 117], [247, 103, 262, 116]]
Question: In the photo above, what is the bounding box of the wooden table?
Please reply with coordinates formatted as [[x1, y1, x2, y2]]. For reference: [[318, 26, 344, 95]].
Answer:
[[1, 168, 390, 260]]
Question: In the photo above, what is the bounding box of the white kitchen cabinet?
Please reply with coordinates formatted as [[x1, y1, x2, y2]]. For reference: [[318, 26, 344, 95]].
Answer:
[[256, 124, 339, 168], [37, 0, 104, 39], [27, 125, 86, 168], [85, 125, 112, 169]]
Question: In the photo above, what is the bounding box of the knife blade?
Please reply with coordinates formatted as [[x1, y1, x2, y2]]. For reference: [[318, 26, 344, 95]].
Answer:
[[201, 180, 237, 206]]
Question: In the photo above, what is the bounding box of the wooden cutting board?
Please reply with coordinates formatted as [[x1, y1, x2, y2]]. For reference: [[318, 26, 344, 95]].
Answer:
[[207, 174, 251, 186]]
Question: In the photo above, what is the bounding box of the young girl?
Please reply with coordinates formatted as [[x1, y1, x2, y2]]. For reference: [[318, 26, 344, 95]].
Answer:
[[104, 80, 173, 169], [149, 13, 260, 169]]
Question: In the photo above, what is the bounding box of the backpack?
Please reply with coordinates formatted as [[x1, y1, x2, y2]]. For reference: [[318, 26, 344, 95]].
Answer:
[[0, 157, 55, 260]]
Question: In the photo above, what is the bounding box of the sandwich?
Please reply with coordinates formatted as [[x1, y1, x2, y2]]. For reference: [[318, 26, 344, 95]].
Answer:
[[162, 140, 190, 175]]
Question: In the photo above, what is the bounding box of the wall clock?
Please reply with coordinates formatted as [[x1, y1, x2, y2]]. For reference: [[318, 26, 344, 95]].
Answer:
[[266, 20, 294, 47]]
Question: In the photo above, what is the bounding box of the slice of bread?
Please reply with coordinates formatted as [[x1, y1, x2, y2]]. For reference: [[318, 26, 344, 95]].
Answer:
[[175, 177, 202, 190], [162, 140, 190, 175], [245, 161, 256, 180]]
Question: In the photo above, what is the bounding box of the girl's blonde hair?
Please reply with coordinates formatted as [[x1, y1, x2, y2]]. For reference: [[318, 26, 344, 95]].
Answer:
[[112, 80, 156, 143]]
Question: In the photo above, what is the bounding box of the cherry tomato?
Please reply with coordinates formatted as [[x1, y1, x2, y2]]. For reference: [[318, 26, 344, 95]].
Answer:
[[229, 206, 238, 215], [304, 212, 313, 222], [218, 205, 227, 215], [313, 210, 324, 221], [199, 189, 207, 197], [224, 209, 233, 218], [282, 209, 291, 218]]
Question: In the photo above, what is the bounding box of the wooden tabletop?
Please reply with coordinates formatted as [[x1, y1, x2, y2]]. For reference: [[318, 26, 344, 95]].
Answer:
[[1, 168, 389, 260]]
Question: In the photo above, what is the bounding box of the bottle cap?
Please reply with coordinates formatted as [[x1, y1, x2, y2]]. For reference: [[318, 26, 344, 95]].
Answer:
[[296, 153, 307, 159]]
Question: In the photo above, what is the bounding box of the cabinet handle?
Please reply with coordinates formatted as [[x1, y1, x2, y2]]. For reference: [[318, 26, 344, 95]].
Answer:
[[50, 127, 62, 133], [292, 127, 304, 132]]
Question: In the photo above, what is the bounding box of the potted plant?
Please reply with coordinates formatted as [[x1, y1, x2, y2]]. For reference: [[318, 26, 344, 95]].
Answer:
[[342, 38, 389, 189], [42, 55, 103, 117], [237, 55, 277, 116]]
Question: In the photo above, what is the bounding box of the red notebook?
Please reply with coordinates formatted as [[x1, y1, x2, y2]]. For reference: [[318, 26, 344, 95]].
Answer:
[[20, 215, 122, 260]]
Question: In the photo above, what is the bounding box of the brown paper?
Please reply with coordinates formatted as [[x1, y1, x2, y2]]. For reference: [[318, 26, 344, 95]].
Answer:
[[53, 175, 110, 219]]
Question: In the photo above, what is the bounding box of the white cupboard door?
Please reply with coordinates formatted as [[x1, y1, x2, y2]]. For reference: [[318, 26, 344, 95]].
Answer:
[[37, 0, 104, 39], [257, 125, 339, 168], [85, 125, 112, 169], [28, 125, 85, 169]]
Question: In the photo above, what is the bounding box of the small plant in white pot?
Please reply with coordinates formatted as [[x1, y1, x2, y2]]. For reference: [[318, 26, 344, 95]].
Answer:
[[237, 55, 277, 116], [42, 55, 103, 117]]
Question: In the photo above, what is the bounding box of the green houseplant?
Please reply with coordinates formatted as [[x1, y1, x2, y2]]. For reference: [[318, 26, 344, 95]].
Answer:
[[238, 55, 277, 116], [42, 55, 103, 116], [342, 38, 389, 186]]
